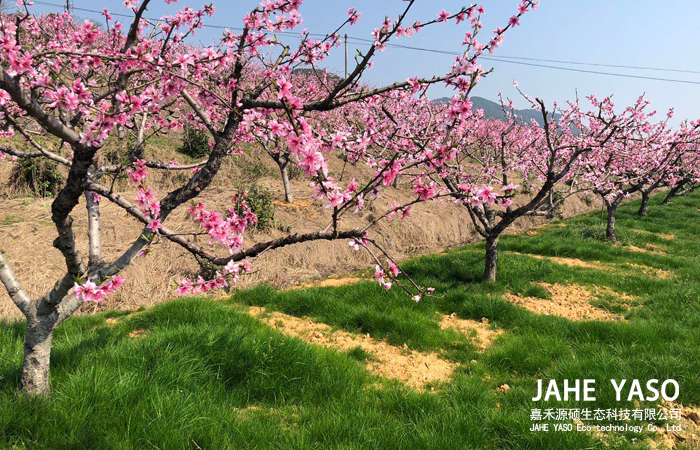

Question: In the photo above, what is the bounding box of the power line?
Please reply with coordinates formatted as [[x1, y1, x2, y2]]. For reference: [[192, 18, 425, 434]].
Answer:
[[27, 0, 700, 86], [347, 36, 700, 76], [345, 37, 700, 85], [346, 38, 700, 85], [480, 57, 700, 86], [489, 55, 700, 75]]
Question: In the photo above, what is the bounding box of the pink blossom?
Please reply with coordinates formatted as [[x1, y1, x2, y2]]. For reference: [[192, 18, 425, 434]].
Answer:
[[387, 260, 400, 277], [147, 219, 163, 233], [127, 160, 148, 184], [503, 183, 519, 193], [477, 185, 498, 205], [414, 180, 436, 201], [277, 76, 293, 100], [437, 9, 450, 22], [374, 265, 392, 290], [73, 276, 126, 303], [347, 8, 360, 25]]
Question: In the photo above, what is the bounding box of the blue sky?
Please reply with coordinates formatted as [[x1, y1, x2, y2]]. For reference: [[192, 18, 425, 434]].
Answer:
[[31, 0, 700, 126]]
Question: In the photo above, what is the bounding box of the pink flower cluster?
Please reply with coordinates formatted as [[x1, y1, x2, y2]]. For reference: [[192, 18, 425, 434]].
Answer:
[[374, 264, 393, 291], [188, 193, 258, 254], [127, 160, 163, 233], [73, 276, 126, 303], [175, 261, 251, 296]]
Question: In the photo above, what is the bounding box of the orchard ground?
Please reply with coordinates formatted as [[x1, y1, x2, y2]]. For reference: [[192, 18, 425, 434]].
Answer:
[[0, 140, 597, 320], [2, 192, 700, 449]]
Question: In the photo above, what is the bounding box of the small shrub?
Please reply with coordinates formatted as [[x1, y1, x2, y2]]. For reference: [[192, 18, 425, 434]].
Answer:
[[10, 158, 64, 197], [158, 169, 190, 188], [1, 215, 24, 226], [276, 222, 292, 233], [549, 191, 565, 219], [242, 159, 274, 180], [177, 126, 211, 159], [238, 184, 275, 232], [570, 223, 607, 241]]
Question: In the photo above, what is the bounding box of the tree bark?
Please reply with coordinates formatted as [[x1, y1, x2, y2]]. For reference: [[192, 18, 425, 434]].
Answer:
[[279, 161, 293, 203], [662, 184, 682, 205], [483, 235, 499, 282], [85, 191, 103, 267], [606, 204, 617, 242], [637, 192, 650, 216], [20, 318, 55, 396]]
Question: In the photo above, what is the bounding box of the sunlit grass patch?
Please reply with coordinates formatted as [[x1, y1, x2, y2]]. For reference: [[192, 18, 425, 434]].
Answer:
[[2, 192, 700, 449]]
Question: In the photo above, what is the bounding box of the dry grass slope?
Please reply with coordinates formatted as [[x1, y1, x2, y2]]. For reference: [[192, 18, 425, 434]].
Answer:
[[0, 143, 600, 320]]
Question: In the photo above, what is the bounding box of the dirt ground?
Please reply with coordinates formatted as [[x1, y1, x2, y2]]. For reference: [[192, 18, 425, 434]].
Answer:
[[512, 253, 674, 280], [248, 306, 455, 389], [503, 282, 636, 322], [0, 150, 601, 321], [439, 313, 502, 351]]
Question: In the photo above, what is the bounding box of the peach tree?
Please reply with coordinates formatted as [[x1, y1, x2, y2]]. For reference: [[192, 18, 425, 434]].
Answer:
[[0, 0, 538, 395]]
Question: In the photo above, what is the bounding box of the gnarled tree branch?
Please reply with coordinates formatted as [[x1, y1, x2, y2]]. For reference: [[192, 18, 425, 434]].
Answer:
[[0, 252, 32, 317]]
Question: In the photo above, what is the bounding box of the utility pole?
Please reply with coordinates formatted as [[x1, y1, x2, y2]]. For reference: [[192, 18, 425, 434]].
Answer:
[[344, 34, 348, 79], [65, 0, 73, 15]]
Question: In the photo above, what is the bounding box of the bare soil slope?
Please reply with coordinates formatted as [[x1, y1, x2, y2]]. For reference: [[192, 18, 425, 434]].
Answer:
[[0, 146, 599, 320]]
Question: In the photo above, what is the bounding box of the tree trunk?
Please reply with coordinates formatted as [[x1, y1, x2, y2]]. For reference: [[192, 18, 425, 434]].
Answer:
[[606, 204, 617, 242], [20, 319, 54, 396], [637, 192, 650, 216], [662, 184, 682, 205], [275, 158, 293, 203], [85, 191, 103, 266], [483, 235, 499, 282]]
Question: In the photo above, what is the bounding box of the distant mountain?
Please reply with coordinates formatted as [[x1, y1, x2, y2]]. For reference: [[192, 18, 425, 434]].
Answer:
[[433, 96, 557, 126], [292, 68, 343, 86], [287, 71, 555, 126]]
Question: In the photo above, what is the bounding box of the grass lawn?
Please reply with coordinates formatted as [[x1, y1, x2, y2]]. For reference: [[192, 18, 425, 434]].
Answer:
[[1, 193, 700, 449]]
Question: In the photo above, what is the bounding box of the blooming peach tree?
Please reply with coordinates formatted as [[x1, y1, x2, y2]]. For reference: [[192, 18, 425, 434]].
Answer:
[[361, 89, 622, 282], [656, 122, 700, 207], [0, 0, 538, 395], [660, 146, 700, 206], [579, 97, 700, 239]]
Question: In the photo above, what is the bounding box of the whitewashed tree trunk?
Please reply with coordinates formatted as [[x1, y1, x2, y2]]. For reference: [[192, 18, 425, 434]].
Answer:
[[272, 154, 294, 203], [85, 191, 103, 267], [21, 317, 55, 396]]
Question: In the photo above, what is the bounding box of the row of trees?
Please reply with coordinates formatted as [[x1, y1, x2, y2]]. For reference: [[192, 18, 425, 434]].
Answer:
[[0, 0, 697, 396], [357, 91, 700, 281]]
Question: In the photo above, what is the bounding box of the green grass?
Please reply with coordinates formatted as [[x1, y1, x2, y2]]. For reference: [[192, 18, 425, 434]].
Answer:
[[2, 193, 700, 449], [0, 215, 24, 226]]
